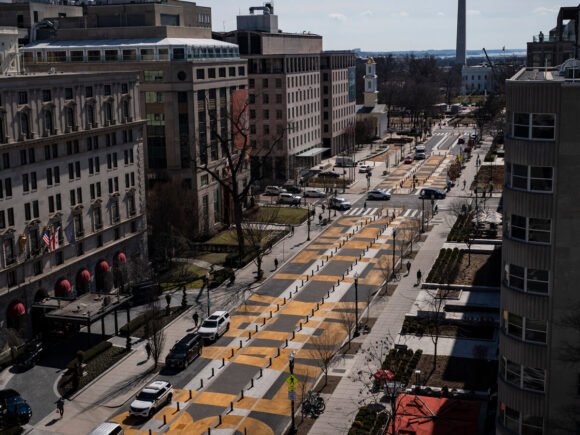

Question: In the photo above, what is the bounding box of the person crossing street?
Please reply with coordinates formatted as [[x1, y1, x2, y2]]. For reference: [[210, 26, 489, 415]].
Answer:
[[416, 269, 422, 286]]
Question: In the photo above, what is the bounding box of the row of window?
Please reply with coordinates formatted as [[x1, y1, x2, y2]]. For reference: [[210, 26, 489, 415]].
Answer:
[[500, 357, 545, 392], [507, 214, 551, 244], [249, 93, 284, 105], [506, 163, 552, 192], [505, 264, 549, 294], [15, 84, 128, 106], [196, 66, 245, 80], [0, 133, 134, 171], [504, 311, 547, 344], [498, 403, 543, 435], [511, 113, 555, 140]]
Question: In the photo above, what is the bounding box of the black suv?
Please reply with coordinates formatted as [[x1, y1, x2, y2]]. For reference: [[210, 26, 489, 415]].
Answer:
[[0, 389, 32, 428], [165, 333, 202, 369]]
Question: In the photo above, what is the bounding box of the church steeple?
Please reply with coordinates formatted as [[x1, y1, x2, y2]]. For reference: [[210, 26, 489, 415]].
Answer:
[[363, 57, 378, 107]]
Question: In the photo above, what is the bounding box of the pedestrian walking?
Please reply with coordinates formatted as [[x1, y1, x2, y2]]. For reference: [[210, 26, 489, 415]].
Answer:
[[56, 397, 64, 419], [364, 201, 367, 210], [291, 225, 294, 236], [193, 311, 199, 327], [463, 179, 466, 190], [319, 214, 323, 225], [145, 341, 152, 360], [406, 261, 411, 275], [416, 269, 422, 286], [274, 258, 279, 269]]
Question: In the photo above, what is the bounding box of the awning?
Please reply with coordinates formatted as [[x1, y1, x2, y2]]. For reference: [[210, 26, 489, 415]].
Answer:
[[114, 252, 127, 265], [76, 269, 91, 284], [7, 303, 25, 319], [55, 279, 71, 297], [295, 147, 330, 158], [96, 260, 110, 274]]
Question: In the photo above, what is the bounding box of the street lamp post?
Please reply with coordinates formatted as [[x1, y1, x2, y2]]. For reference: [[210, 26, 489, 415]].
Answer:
[[421, 197, 425, 233], [206, 265, 214, 317], [354, 271, 359, 337], [392, 228, 398, 277], [288, 350, 296, 433], [307, 205, 311, 241]]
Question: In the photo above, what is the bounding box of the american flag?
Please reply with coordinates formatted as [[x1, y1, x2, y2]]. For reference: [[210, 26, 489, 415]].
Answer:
[[42, 229, 51, 250]]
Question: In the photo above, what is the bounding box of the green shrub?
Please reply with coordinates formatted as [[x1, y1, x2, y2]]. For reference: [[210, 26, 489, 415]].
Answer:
[[120, 310, 155, 336], [66, 341, 112, 370]]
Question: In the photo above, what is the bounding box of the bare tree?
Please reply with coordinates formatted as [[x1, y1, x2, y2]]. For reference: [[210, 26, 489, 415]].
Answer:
[[194, 92, 286, 260], [448, 200, 479, 266], [421, 285, 453, 371], [310, 330, 339, 386], [338, 307, 357, 349], [147, 300, 166, 368], [242, 207, 280, 280]]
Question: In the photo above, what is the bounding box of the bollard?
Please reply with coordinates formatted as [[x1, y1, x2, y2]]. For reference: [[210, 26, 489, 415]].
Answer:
[[231, 348, 234, 358], [248, 331, 252, 340], [316, 303, 319, 310], [301, 280, 304, 286], [163, 415, 166, 425], [255, 325, 258, 333], [338, 279, 340, 285], [212, 367, 215, 377], [189, 390, 193, 400], [269, 357, 272, 367], [283, 297, 286, 304], [306, 315, 309, 323], [277, 304, 279, 312], [285, 339, 288, 347], [177, 402, 180, 411], [222, 358, 225, 367], [356, 259, 358, 265], [296, 285, 298, 291], [270, 311, 273, 318], [219, 415, 222, 426], [208, 427, 211, 435], [306, 275, 309, 282], [311, 309, 314, 316], [231, 401, 234, 412], [321, 298, 324, 305], [241, 389, 244, 400], [201, 379, 204, 389], [299, 322, 303, 331], [263, 317, 266, 325], [292, 330, 295, 339], [240, 340, 243, 348], [251, 378, 254, 389], [277, 348, 280, 357], [327, 256, 329, 261], [317, 265, 319, 271], [260, 368, 263, 378]]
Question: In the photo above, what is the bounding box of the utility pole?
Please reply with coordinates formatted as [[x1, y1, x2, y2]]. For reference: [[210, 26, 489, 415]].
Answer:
[[354, 272, 360, 337], [392, 228, 398, 276], [421, 197, 425, 233]]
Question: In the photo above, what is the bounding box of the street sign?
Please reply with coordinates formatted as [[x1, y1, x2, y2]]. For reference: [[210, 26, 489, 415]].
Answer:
[[288, 390, 296, 401], [286, 375, 298, 390]]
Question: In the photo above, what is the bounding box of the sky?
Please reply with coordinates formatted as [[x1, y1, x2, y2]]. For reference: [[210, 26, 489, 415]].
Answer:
[[202, 0, 577, 52]]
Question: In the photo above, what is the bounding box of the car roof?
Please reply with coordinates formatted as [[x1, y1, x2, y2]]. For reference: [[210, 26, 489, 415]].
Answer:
[[178, 333, 200, 344], [211, 310, 228, 317], [145, 381, 170, 392], [89, 423, 123, 435], [0, 389, 20, 399]]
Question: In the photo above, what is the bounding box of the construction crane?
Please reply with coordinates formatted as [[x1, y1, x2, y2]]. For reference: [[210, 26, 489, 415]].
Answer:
[[483, 47, 501, 93]]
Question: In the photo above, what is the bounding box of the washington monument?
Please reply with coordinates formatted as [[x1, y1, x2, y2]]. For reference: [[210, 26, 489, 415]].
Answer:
[[456, 0, 466, 64]]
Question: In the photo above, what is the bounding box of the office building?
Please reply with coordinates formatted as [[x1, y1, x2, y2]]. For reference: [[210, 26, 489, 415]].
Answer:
[[498, 59, 580, 434], [219, 4, 356, 183], [0, 71, 147, 336], [18, 0, 250, 236]]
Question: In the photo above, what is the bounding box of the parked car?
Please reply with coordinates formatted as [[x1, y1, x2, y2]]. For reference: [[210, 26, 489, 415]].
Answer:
[[264, 186, 285, 195], [404, 156, 414, 164], [283, 184, 301, 194], [319, 171, 340, 178], [419, 188, 446, 199], [367, 190, 391, 200], [14, 340, 42, 370], [198, 311, 231, 341], [165, 333, 203, 370], [329, 197, 352, 210], [303, 189, 325, 198], [278, 193, 301, 205], [0, 389, 32, 426], [89, 422, 125, 435], [129, 381, 173, 418], [359, 164, 371, 173]]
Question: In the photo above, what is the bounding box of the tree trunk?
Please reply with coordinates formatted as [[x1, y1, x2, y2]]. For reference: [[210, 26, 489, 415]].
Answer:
[[232, 200, 245, 260], [256, 253, 263, 280]]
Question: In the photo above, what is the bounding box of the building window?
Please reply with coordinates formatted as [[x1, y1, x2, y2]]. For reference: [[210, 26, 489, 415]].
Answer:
[[42, 90, 52, 102], [208, 68, 216, 79], [93, 207, 102, 230], [508, 215, 551, 244], [500, 357, 545, 392], [201, 174, 209, 186], [505, 311, 547, 344], [18, 91, 27, 105], [111, 199, 120, 223], [197, 69, 205, 79], [499, 403, 520, 433], [507, 164, 553, 192], [144, 71, 163, 81], [238, 66, 245, 76], [65, 88, 73, 100], [219, 67, 226, 78], [512, 113, 555, 140], [506, 264, 549, 294]]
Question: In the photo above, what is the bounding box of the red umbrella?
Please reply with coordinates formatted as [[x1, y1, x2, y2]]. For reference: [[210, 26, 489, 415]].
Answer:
[[374, 369, 395, 381]]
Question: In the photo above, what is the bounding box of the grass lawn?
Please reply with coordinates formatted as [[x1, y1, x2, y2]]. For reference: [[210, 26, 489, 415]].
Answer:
[[195, 252, 229, 266], [307, 176, 353, 188], [246, 207, 308, 226], [160, 263, 207, 290], [207, 228, 284, 246]]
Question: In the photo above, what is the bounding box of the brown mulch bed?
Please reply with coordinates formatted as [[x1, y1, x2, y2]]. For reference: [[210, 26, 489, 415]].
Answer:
[[314, 375, 342, 395], [339, 341, 362, 355], [361, 317, 377, 331], [414, 354, 498, 391], [58, 346, 128, 397], [452, 250, 501, 287], [472, 165, 504, 192], [296, 416, 317, 435], [380, 284, 397, 297]]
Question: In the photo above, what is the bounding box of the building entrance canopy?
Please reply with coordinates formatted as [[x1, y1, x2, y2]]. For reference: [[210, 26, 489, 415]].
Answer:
[[295, 147, 329, 158]]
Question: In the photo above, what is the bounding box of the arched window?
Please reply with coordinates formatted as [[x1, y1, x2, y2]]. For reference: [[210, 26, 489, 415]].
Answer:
[[87, 104, 95, 126], [104, 102, 113, 124], [122, 100, 130, 120], [44, 110, 53, 133], [20, 112, 29, 136], [66, 107, 75, 128]]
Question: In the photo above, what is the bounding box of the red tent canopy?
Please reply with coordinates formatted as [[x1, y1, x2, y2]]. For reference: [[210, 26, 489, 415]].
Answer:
[[54, 279, 71, 297], [114, 252, 127, 265], [76, 269, 91, 283], [374, 369, 395, 381], [96, 260, 110, 274], [7, 302, 25, 319], [388, 394, 482, 435]]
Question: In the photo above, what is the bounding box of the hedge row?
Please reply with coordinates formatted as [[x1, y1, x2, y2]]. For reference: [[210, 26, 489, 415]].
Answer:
[[426, 248, 464, 284], [382, 348, 423, 386], [447, 213, 471, 242], [66, 341, 112, 370]]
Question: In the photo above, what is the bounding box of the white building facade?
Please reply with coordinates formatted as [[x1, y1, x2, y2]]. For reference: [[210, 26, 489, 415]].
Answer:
[[462, 64, 495, 94]]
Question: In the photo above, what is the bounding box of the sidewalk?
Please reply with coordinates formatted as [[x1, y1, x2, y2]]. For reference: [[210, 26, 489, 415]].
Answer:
[[309, 140, 488, 434], [31, 206, 327, 434]]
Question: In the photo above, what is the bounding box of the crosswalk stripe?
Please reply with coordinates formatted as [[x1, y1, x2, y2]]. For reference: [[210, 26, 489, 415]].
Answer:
[[363, 209, 374, 216], [403, 209, 412, 217]]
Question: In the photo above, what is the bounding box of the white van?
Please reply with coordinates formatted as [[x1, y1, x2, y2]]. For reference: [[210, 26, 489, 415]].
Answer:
[[89, 423, 124, 435], [415, 145, 426, 160], [265, 186, 285, 195]]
